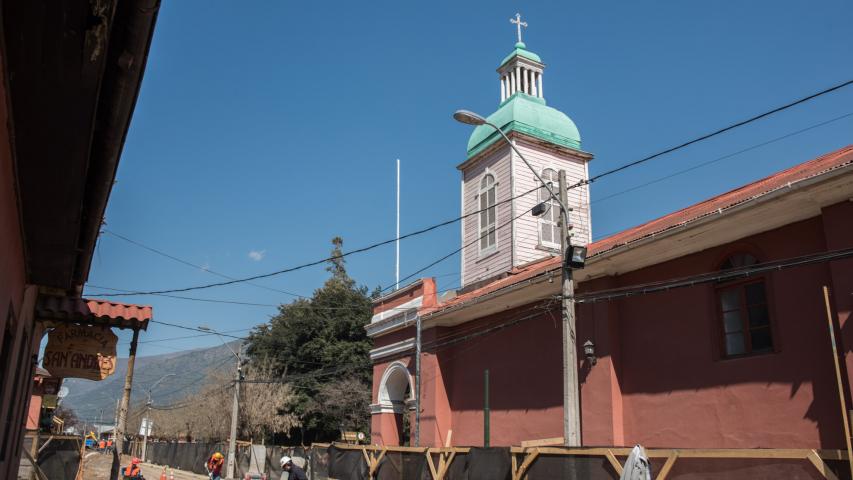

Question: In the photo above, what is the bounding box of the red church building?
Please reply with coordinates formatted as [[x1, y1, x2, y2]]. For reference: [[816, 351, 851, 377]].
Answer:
[[368, 34, 853, 452]]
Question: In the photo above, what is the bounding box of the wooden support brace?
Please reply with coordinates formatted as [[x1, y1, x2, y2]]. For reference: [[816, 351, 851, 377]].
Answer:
[[606, 449, 624, 475], [362, 448, 371, 471], [655, 451, 679, 480], [808, 449, 841, 480], [426, 451, 438, 479], [371, 448, 387, 477], [512, 449, 540, 480], [433, 451, 457, 480]]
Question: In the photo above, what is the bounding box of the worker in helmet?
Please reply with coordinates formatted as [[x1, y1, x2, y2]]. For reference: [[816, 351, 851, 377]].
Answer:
[[122, 457, 143, 479], [279, 456, 308, 480], [206, 451, 225, 480]]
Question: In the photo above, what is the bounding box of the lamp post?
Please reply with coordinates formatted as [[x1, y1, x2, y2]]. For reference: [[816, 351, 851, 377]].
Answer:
[[141, 373, 176, 462], [453, 109, 584, 446], [200, 325, 242, 479]]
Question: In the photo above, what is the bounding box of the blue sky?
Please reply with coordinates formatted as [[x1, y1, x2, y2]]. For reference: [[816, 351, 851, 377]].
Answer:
[[82, 0, 853, 357]]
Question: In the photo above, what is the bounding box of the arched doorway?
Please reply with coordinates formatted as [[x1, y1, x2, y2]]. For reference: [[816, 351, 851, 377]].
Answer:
[[375, 361, 415, 446]]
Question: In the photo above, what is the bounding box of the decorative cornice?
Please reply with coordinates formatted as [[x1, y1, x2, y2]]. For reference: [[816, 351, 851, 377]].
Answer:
[[369, 402, 406, 415], [366, 297, 421, 337], [369, 338, 415, 362]]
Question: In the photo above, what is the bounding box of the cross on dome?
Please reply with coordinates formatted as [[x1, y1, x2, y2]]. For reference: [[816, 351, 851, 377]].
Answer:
[[510, 13, 527, 44]]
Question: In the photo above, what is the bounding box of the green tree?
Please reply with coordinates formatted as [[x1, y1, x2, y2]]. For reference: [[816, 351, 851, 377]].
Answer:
[[246, 237, 373, 443]]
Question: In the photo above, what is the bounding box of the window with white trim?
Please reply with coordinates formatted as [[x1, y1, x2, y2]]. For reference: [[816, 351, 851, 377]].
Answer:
[[538, 169, 561, 248], [479, 174, 496, 252]]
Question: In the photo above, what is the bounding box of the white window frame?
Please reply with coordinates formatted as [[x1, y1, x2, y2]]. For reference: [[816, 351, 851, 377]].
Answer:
[[538, 168, 561, 250], [478, 173, 497, 254]]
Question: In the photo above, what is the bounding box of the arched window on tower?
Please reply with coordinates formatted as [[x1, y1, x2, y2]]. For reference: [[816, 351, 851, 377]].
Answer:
[[479, 174, 497, 253], [716, 253, 773, 357], [538, 169, 561, 249]]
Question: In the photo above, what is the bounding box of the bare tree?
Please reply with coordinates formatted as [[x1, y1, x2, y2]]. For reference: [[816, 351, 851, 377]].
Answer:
[[137, 365, 299, 443], [240, 360, 300, 441], [311, 377, 371, 436]]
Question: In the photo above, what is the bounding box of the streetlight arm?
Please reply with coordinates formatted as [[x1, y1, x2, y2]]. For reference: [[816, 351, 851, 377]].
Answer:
[[199, 326, 240, 360], [482, 120, 572, 218], [147, 373, 177, 404]]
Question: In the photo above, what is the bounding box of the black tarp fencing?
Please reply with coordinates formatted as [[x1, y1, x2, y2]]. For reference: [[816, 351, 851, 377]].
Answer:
[[35, 437, 82, 480], [137, 442, 853, 480], [309, 445, 331, 480], [145, 440, 226, 475], [266, 445, 310, 479], [323, 445, 513, 480], [142, 441, 317, 478]]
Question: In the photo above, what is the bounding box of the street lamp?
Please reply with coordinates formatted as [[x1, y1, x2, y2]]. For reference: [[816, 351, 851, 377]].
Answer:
[[453, 108, 583, 446], [141, 373, 175, 462], [453, 110, 570, 217], [199, 325, 242, 479]]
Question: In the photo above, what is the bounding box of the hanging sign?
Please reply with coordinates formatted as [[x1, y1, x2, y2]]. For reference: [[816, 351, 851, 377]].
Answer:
[[42, 325, 118, 381]]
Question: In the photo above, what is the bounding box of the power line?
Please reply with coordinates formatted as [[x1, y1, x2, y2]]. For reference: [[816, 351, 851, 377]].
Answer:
[[86, 284, 279, 307], [414, 247, 853, 377], [571, 78, 853, 190], [89, 186, 540, 298], [148, 320, 248, 340], [387, 203, 536, 293], [102, 229, 307, 298], [384, 83, 853, 294], [573, 246, 853, 303], [592, 111, 853, 206]]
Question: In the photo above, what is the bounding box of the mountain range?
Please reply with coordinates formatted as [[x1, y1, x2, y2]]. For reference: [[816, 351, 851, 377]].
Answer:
[[60, 342, 238, 423]]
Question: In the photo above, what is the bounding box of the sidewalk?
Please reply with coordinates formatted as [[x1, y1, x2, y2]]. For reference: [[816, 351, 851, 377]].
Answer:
[[138, 461, 209, 480], [96, 454, 208, 480]]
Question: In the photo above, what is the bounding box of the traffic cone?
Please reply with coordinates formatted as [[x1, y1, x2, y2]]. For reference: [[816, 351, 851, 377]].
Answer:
[[169, 467, 175, 480], [159, 466, 167, 480]]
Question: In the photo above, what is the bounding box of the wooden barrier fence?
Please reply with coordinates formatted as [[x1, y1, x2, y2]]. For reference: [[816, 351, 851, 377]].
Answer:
[[324, 443, 850, 480]]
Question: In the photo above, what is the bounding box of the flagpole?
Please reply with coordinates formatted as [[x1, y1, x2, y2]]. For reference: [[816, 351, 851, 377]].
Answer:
[[396, 159, 400, 290]]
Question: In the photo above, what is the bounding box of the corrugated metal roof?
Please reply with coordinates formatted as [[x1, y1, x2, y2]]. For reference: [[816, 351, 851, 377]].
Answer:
[[424, 144, 853, 317], [36, 296, 152, 331], [589, 144, 853, 256]]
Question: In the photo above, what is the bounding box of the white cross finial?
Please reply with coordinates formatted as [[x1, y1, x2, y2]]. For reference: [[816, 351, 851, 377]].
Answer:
[[510, 13, 528, 43]]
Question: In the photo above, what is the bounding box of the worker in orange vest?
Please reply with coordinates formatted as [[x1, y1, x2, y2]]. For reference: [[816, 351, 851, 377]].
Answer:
[[205, 452, 224, 480], [123, 457, 143, 479], [98, 439, 106, 452]]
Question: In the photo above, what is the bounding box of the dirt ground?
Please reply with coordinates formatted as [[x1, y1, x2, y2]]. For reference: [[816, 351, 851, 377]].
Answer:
[[80, 452, 207, 480]]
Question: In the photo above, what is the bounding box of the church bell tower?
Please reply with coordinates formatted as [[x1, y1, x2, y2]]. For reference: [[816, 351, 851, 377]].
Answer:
[[459, 14, 594, 287]]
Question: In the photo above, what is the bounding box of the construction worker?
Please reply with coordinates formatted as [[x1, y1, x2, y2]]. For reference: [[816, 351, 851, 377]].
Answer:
[[205, 451, 225, 480], [123, 457, 143, 479], [279, 456, 307, 480], [98, 439, 106, 452]]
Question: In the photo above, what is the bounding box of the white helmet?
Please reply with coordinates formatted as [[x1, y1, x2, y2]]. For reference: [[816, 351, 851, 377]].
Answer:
[[279, 455, 292, 468]]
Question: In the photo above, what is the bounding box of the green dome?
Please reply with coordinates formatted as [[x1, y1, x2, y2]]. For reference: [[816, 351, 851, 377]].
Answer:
[[500, 42, 542, 66], [466, 94, 581, 158]]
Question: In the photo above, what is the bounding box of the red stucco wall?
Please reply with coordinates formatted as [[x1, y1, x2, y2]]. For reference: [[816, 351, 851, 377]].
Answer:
[[438, 305, 564, 446], [377, 207, 853, 449], [591, 216, 843, 449]]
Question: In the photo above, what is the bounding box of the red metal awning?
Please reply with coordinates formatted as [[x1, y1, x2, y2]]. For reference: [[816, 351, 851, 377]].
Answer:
[[35, 295, 152, 331]]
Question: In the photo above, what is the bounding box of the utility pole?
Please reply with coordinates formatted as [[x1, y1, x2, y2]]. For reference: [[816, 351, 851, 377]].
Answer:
[[114, 327, 140, 460], [226, 344, 243, 479], [414, 315, 421, 446], [141, 403, 150, 462], [559, 170, 581, 446]]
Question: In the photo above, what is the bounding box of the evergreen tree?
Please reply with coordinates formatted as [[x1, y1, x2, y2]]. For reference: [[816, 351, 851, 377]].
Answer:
[[246, 237, 373, 443]]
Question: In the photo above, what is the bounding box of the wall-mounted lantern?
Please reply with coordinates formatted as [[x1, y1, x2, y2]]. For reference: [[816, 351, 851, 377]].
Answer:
[[583, 340, 597, 366]]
